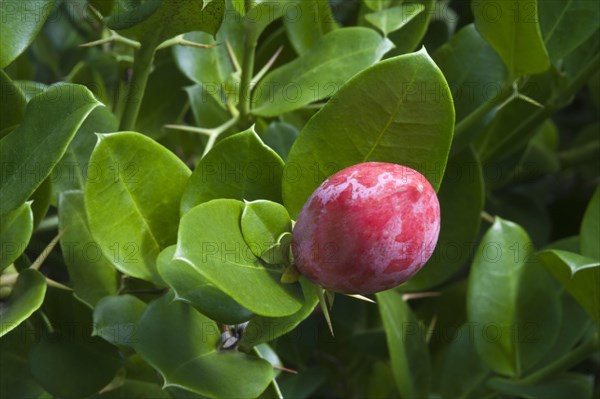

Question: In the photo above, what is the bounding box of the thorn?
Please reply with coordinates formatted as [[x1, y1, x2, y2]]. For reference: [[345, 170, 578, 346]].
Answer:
[[316, 288, 334, 336], [425, 314, 437, 344], [402, 291, 441, 301], [31, 230, 64, 271], [251, 46, 283, 89], [226, 40, 242, 72], [272, 365, 298, 374], [344, 293, 376, 303]]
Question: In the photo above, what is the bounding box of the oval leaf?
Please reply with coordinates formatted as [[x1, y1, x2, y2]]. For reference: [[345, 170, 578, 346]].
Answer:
[[0, 84, 101, 216], [0, 269, 46, 337], [467, 218, 561, 377], [85, 132, 191, 284], [0, 0, 57, 68], [58, 190, 119, 307], [175, 199, 303, 317], [365, 4, 425, 36], [282, 48, 455, 217], [93, 295, 147, 347], [376, 290, 431, 399], [181, 128, 284, 214], [134, 294, 273, 398], [241, 200, 292, 260], [472, 0, 550, 78], [157, 245, 254, 324], [538, 249, 600, 323], [252, 27, 393, 117], [0, 201, 33, 272]]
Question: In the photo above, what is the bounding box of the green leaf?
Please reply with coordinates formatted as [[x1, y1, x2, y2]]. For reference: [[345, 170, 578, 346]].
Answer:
[[58, 190, 118, 307], [440, 324, 490, 399], [0, 84, 101, 216], [376, 290, 431, 399], [85, 132, 191, 284], [239, 278, 319, 349], [467, 218, 561, 377], [261, 122, 298, 162], [402, 147, 484, 291], [105, 0, 225, 46], [251, 27, 393, 117], [0, 201, 33, 272], [180, 128, 284, 214], [0, 0, 57, 68], [0, 325, 45, 399], [52, 107, 119, 198], [186, 84, 231, 129], [472, 0, 550, 78], [580, 186, 600, 260], [29, 332, 121, 399], [538, 0, 600, 61], [92, 295, 147, 347], [0, 70, 27, 138], [241, 200, 292, 261], [365, 4, 425, 36], [175, 199, 303, 317], [433, 24, 507, 123], [134, 293, 273, 398], [0, 269, 46, 337], [488, 373, 593, 399], [538, 249, 600, 323], [283, 0, 338, 54], [29, 176, 51, 228], [157, 245, 254, 324], [386, 0, 435, 55], [282, 48, 455, 217]]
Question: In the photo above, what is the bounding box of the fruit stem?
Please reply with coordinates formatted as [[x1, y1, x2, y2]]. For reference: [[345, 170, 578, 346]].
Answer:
[[119, 43, 156, 131]]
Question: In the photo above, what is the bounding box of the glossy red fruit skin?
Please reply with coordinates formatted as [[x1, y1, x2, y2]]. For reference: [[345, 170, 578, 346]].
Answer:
[[292, 162, 441, 294]]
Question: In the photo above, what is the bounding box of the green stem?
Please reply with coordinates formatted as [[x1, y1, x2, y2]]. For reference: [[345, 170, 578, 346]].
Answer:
[[238, 20, 258, 127], [558, 140, 600, 169], [519, 335, 599, 385], [119, 43, 156, 131], [483, 53, 600, 163]]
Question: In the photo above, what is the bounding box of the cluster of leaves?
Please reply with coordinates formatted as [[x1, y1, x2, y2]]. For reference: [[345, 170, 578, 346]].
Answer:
[[0, 0, 599, 398]]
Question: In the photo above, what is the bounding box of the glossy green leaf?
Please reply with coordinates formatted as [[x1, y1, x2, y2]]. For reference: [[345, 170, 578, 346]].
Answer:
[[239, 278, 318, 349], [105, 0, 225, 46], [440, 324, 490, 399], [386, 0, 435, 55], [472, 0, 550, 78], [181, 128, 284, 214], [402, 147, 484, 291], [0, 201, 33, 272], [283, 0, 338, 54], [157, 245, 254, 324], [85, 132, 191, 284], [0, 0, 57, 68], [186, 84, 231, 129], [433, 24, 507, 123], [580, 186, 600, 260], [0, 84, 101, 216], [134, 293, 273, 398], [29, 332, 121, 399], [365, 4, 425, 36], [0, 269, 46, 337], [467, 218, 561, 377], [261, 122, 298, 162], [58, 190, 118, 307], [98, 380, 171, 399], [539, 0, 600, 61], [241, 200, 291, 261], [488, 373, 593, 399], [29, 176, 50, 228], [93, 295, 147, 347], [252, 27, 393, 117], [376, 290, 431, 399], [538, 249, 600, 323], [175, 199, 303, 317], [282, 48, 455, 217], [0, 70, 27, 138], [0, 325, 45, 399], [53, 107, 119, 198]]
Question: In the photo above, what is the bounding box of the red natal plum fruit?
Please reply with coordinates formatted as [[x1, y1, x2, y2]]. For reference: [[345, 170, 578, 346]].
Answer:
[[292, 162, 441, 294]]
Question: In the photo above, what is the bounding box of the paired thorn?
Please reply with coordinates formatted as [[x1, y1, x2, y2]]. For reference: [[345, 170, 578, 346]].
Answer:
[[250, 46, 283, 89]]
